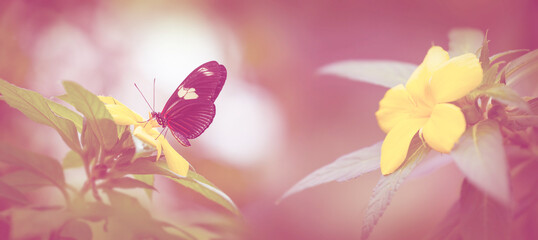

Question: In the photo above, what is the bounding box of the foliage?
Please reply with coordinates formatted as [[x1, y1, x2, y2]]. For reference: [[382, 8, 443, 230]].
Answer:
[[281, 28, 538, 239], [0, 80, 239, 239]]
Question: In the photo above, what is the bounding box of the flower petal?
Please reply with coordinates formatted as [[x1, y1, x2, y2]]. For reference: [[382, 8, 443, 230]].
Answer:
[[406, 46, 449, 104], [380, 117, 428, 175], [133, 126, 162, 160], [375, 84, 416, 133], [98, 96, 126, 106], [422, 103, 466, 153], [100, 97, 145, 126], [430, 53, 483, 103], [161, 139, 190, 176], [105, 105, 144, 125]]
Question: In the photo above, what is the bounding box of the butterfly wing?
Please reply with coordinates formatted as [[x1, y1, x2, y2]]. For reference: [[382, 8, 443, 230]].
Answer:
[[164, 100, 216, 147], [162, 61, 226, 111], [160, 61, 226, 147]]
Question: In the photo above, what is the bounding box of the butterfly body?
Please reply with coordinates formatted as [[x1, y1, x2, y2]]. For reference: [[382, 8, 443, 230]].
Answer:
[[151, 61, 226, 147]]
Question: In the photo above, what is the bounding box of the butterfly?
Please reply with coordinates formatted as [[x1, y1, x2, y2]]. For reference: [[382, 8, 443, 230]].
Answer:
[[145, 61, 226, 147]]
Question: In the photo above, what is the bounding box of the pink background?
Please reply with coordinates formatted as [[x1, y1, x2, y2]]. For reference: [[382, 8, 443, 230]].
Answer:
[[1, 0, 537, 239]]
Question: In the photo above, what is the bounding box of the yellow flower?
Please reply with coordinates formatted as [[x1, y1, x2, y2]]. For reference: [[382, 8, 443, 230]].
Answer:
[[375, 46, 483, 175], [99, 96, 190, 176]]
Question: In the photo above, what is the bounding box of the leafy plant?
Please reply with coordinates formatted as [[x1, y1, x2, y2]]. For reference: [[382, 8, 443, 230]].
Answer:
[[281, 28, 538, 239], [0, 80, 239, 239]]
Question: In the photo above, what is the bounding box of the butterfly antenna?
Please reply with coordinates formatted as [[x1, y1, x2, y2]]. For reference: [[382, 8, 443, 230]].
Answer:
[[153, 78, 156, 111], [134, 83, 155, 112]]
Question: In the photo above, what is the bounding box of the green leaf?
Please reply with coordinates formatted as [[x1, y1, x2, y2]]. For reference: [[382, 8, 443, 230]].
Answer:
[[63, 81, 118, 149], [278, 141, 381, 203], [448, 28, 484, 57], [450, 120, 510, 205], [471, 84, 530, 112], [112, 158, 239, 215], [162, 212, 243, 240], [490, 49, 529, 62], [0, 170, 52, 192], [319, 60, 417, 88], [361, 136, 430, 240], [0, 79, 82, 152], [62, 150, 84, 169], [0, 143, 65, 190], [70, 200, 111, 222], [8, 207, 71, 239], [479, 32, 490, 71], [103, 190, 180, 240], [481, 61, 502, 86], [0, 180, 29, 205], [504, 49, 538, 97], [428, 180, 510, 240], [111, 157, 173, 177], [504, 98, 538, 130], [47, 100, 83, 132], [170, 171, 240, 215], [104, 127, 136, 167], [134, 174, 155, 200], [504, 49, 538, 78], [98, 177, 157, 191], [81, 119, 99, 160], [58, 220, 92, 240], [164, 225, 218, 240]]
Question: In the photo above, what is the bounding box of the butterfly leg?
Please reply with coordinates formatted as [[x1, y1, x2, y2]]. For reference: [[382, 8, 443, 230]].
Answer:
[[155, 127, 168, 140]]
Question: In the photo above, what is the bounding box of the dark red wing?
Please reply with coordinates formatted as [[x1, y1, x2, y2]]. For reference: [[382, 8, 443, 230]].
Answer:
[[164, 100, 216, 147], [160, 61, 226, 147], [162, 61, 226, 112]]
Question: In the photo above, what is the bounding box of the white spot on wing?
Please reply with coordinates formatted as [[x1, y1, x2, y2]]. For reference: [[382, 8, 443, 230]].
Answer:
[[203, 71, 214, 76], [177, 86, 198, 100], [177, 86, 188, 97], [184, 91, 199, 100]]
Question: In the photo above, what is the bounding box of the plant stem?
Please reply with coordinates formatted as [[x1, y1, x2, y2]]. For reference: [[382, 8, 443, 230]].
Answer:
[[90, 146, 104, 202], [81, 148, 103, 202]]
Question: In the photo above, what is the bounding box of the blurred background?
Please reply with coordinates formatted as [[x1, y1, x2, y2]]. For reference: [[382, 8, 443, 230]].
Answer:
[[0, 0, 537, 239]]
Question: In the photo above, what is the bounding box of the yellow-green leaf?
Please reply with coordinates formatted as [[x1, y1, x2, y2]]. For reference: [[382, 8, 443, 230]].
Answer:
[[62, 150, 84, 169], [164, 225, 218, 240], [0, 180, 29, 205], [112, 158, 239, 215], [490, 49, 528, 62], [99, 177, 157, 191], [0, 79, 81, 152], [319, 60, 417, 88], [103, 190, 179, 240], [504, 49, 538, 97], [63, 81, 118, 149], [169, 170, 239, 215], [80, 120, 98, 161], [47, 100, 83, 132], [361, 136, 430, 240], [0, 143, 65, 190], [279, 141, 382, 203], [134, 174, 155, 200], [450, 120, 510, 205], [482, 61, 502, 86], [0, 170, 52, 192], [471, 84, 530, 112], [59, 220, 92, 240], [479, 32, 490, 70], [9, 207, 71, 239], [428, 180, 510, 240]]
